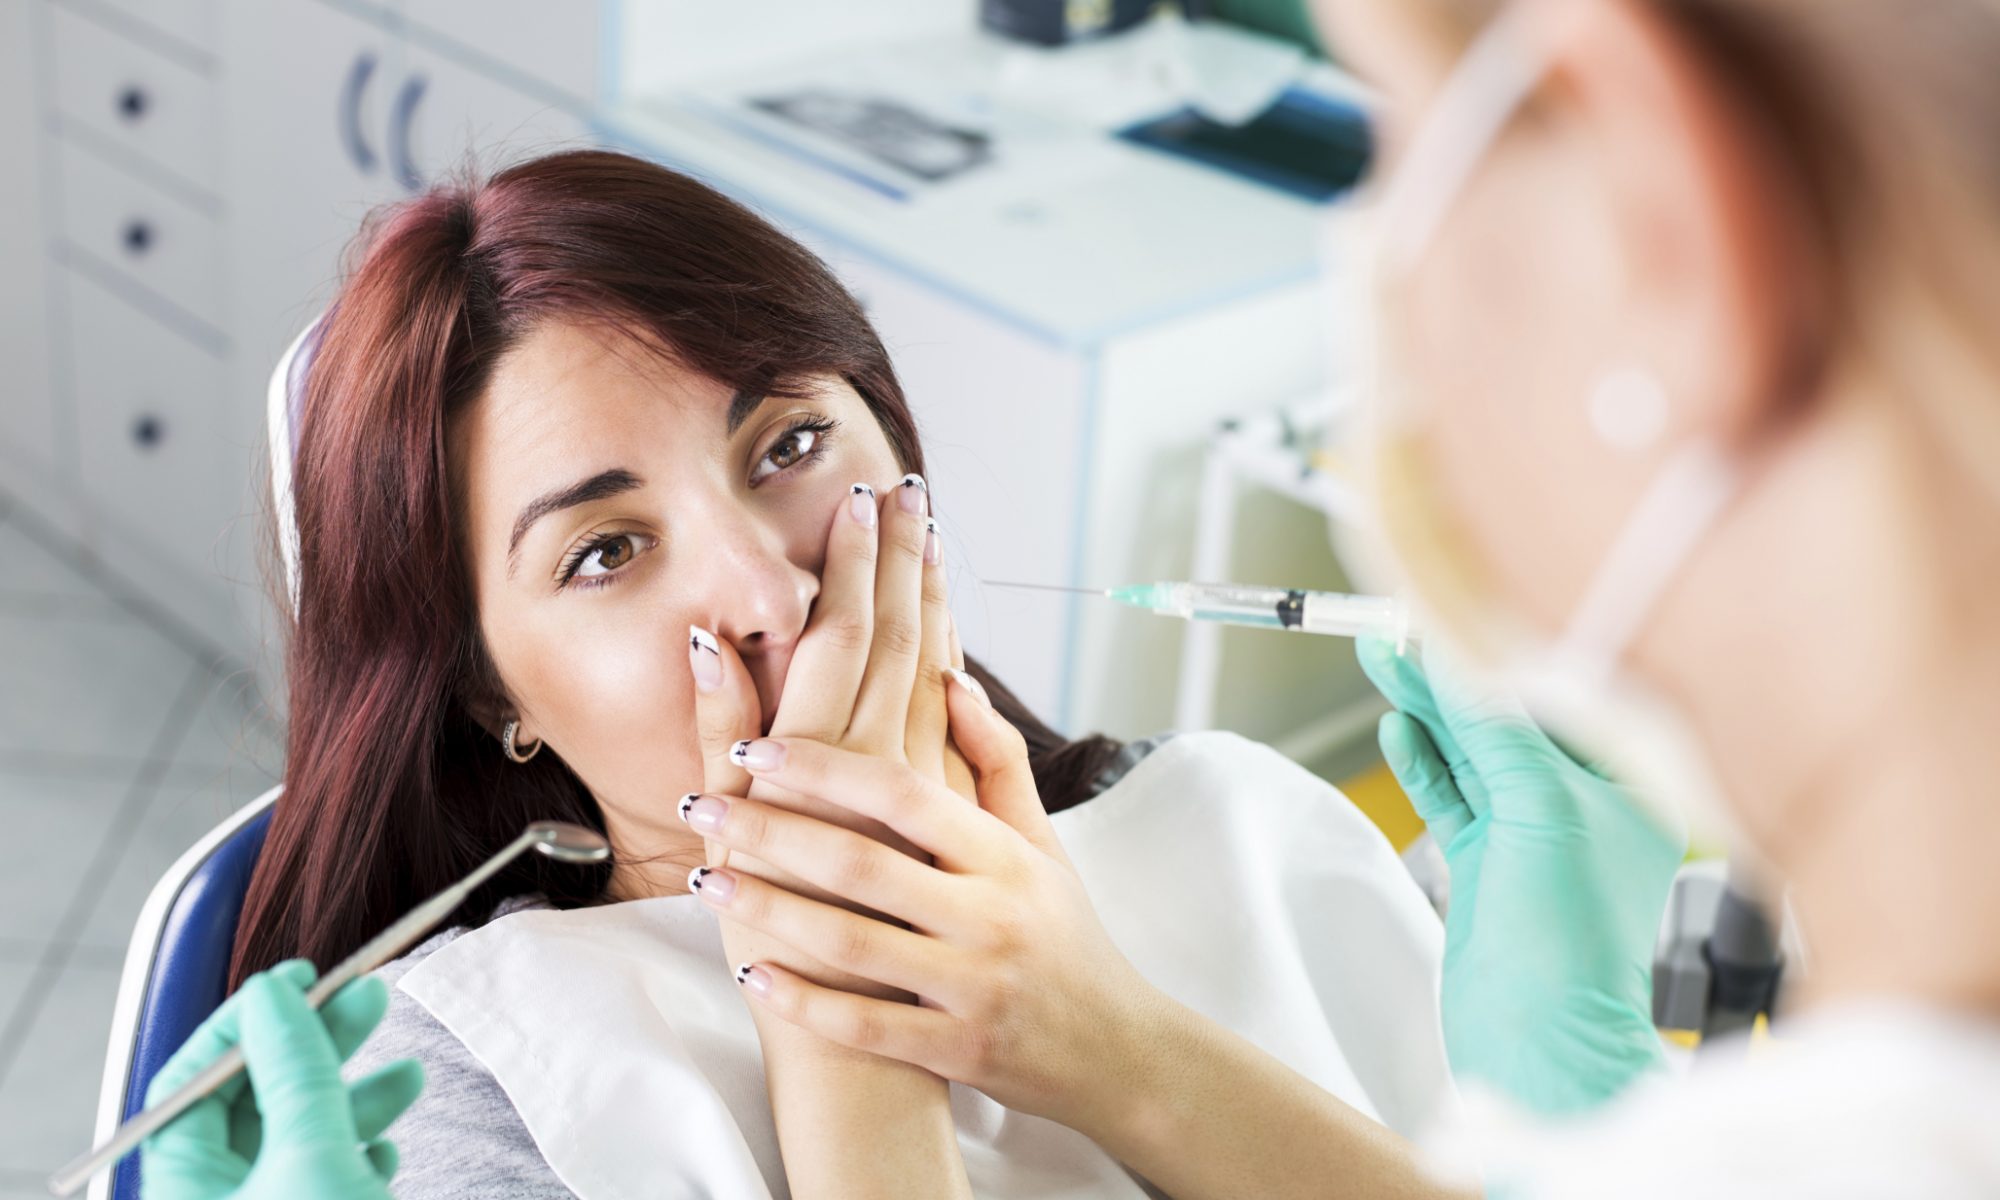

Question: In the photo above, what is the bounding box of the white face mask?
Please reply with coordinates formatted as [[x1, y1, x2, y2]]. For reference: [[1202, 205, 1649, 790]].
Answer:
[[1323, 2, 1745, 845]]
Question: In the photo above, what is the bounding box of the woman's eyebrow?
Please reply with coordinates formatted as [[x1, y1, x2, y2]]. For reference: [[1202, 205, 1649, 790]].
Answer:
[[725, 388, 766, 435], [506, 467, 645, 578]]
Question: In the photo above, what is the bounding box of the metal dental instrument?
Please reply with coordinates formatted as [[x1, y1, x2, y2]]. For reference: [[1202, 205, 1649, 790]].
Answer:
[[49, 821, 612, 1198], [983, 579, 1414, 641]]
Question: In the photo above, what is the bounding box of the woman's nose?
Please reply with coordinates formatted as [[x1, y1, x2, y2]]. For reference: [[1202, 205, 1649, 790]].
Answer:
[[693, 509, 816, 657]]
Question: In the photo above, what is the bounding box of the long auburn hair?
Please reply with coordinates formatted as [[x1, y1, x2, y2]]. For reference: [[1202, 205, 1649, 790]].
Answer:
[[230, 150, 1120, 989]]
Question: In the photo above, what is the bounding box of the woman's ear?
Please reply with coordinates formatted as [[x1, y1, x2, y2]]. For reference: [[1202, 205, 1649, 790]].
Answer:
[[459, 682, 522, 746], [1539, 0, 1824, 446]]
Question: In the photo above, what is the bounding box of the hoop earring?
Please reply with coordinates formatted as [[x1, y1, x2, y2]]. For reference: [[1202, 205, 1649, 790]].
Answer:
[[501, 719, 542, 764]]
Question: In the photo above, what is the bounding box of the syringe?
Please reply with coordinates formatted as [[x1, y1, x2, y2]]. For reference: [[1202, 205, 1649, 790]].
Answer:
[[986, 580, 1414, 641]]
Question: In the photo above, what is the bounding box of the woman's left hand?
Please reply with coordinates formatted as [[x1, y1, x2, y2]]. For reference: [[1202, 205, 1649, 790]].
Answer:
[[691, 677, 1477, 1200], [678, 675, 1171, 1131]]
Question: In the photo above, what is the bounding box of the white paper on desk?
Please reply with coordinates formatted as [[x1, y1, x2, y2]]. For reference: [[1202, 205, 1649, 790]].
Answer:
[[990, 15, 1307, 130], [1169, 17, 1309, 126]]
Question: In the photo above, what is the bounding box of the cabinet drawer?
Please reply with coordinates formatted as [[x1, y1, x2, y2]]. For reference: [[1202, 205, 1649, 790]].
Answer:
[[50, 3, 221, 191], [63, 267, 237, 587], [57, 138, 225, 331]]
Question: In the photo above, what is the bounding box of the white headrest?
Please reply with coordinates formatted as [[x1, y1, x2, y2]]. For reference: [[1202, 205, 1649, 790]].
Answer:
[[265, 314, 329, 616]]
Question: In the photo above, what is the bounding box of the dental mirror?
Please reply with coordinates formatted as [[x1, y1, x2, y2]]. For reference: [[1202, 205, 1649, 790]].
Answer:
[[527, 819, 612, 863], [51, 819, 612, 1196]]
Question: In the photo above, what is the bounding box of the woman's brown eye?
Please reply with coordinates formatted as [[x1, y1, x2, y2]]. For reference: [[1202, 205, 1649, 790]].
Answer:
[[751, 428, 820, 482], [576, 535, 634, 578]]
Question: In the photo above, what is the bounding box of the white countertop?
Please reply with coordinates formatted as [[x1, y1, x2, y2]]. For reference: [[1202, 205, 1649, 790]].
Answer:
[[601, 25, 1360, 349]]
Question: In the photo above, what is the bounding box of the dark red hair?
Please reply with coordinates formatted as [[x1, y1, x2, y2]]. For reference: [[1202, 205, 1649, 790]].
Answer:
[[229, 151, 1118, 989]]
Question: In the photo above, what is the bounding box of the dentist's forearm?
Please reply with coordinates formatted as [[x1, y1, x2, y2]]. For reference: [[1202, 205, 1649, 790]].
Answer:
[[1087, 996, 1474, 1200], [755, 1015, 971, 1200]]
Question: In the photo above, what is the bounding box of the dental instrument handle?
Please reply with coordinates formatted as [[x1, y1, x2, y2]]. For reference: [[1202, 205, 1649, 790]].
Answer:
[[49, 829, 544, 1197], [304, 827, 537, 1006]]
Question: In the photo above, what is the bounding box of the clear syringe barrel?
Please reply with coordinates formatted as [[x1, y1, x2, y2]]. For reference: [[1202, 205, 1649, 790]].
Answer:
[[1127, 582, 1410, 639]]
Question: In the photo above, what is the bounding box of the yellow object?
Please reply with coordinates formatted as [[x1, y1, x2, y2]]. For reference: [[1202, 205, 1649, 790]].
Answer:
[[1660, 1012, 1777, 1051], [1660, 1028, 1701, 1050], [1340, 760, 1427, 851]]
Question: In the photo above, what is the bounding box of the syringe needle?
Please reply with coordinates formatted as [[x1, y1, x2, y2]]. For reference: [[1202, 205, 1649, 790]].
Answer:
[[978, 579, 1111, 596]]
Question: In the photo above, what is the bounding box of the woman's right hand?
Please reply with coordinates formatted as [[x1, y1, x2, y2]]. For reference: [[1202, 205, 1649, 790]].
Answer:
[[685, 474, 975, 1198], [687, 472, 963, 997]]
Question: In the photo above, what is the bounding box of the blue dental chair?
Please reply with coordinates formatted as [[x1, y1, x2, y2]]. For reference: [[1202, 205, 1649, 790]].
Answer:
[[87, 319, 324, 1200], [90, 790, 279, 1200]]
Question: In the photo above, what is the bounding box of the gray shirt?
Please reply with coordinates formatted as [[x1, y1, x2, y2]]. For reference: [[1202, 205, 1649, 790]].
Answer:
[[347, 894, 574, 1198], [349, 739, 1172, 1198]]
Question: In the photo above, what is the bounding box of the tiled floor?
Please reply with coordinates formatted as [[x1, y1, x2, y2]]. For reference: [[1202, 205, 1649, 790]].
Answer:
[[0, 500, 281, 1196]]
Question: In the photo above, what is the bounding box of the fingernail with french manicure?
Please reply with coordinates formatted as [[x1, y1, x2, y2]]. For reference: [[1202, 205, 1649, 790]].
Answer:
[[849, 482, 877, 528], [898, 473, 928, 516], [687, 865, 736, 901], [729, 739, 784, 772], [680, 794, 728, 834], [735, 962, 773, 997], [689, 625, 722, 693], [945, 668, 990, 708], [923, 518, 941, 565]]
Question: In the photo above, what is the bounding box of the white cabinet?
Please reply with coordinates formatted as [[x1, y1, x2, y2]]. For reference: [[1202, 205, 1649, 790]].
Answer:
[[0, 1, 58, 483], [398, 39, 594, 184], [56, 140, 227, 331], [66, 269, 234, 585], [48, 2, 223, 192], [220, 0, 410, 425], [402, 0, 599, 105], [222, 0, 598, 437], [0, 0, 614, 666], [8, 0, 241, 655]]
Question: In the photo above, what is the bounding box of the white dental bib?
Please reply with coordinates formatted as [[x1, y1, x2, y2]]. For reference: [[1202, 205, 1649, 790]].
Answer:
[[399, 731, 1452, 1198]]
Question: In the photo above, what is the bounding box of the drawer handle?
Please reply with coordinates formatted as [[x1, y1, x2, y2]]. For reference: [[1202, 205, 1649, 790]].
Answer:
[[340, 52, 379, 174], [116, 86, 149, 123], [131, 414, 166, 450], [389, 74, 428, 192], [122, 219, 154, 256]]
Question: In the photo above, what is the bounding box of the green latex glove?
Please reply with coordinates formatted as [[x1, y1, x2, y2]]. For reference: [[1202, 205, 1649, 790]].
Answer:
[[1358, 636, 1685, 1116], [142, 960, 425, 1200]]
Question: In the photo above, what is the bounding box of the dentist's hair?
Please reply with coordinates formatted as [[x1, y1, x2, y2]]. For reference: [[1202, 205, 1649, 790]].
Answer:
[[229, 150, 1121, 990]]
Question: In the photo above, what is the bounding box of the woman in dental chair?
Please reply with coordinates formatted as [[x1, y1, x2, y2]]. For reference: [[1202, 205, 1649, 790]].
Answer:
[[168, 149, 1461, 1199]]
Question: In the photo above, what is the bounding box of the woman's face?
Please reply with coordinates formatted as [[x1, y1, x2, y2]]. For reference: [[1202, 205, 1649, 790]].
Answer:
[[449, 320, 908, 877]]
